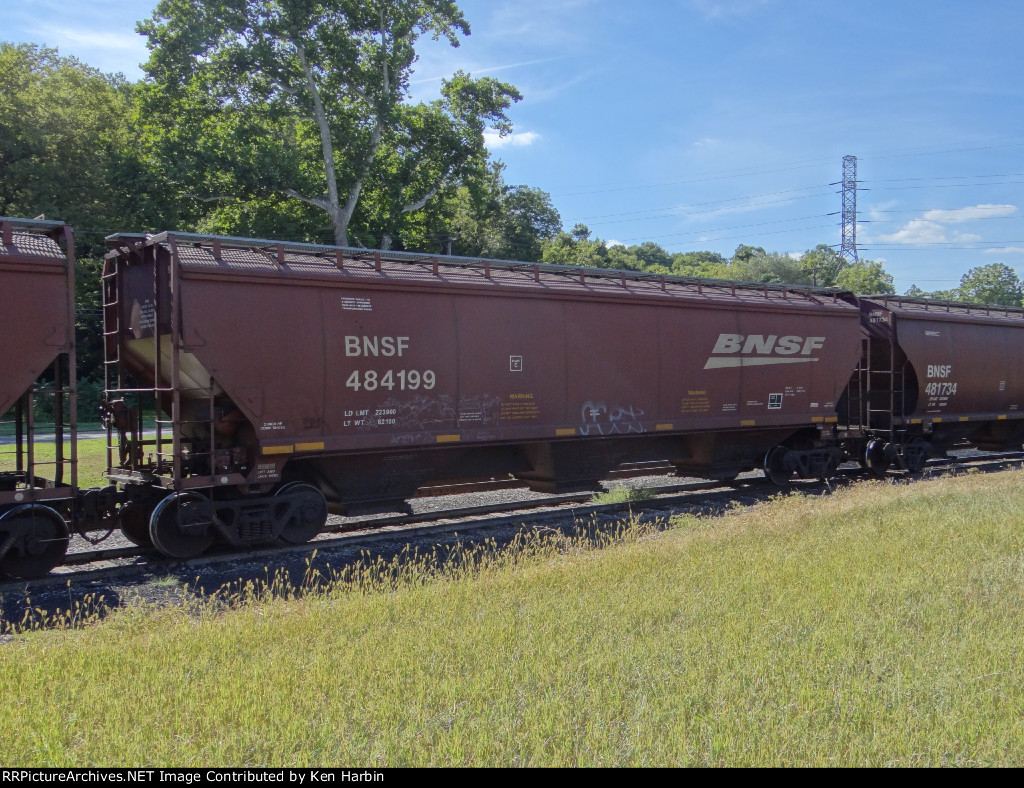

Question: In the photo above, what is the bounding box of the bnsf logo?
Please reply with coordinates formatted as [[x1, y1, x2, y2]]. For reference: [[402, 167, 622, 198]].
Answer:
[[704, 334, 826, 369]]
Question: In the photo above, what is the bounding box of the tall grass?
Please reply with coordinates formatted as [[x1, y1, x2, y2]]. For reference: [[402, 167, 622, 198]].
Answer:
[[2, 471, 1023, 765]]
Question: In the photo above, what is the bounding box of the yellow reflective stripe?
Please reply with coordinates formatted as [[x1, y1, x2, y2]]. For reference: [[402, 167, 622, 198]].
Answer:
[[295, 442, 325, 452], [555, 428, 576, 436], [655, 423, 674, 431], [740, 419, 756, 426], [263, 445, 293, 455], [436, 434, 461, 443]]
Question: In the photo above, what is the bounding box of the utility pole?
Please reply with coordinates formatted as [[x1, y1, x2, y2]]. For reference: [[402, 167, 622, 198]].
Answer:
[[840, 155, 859, 263]]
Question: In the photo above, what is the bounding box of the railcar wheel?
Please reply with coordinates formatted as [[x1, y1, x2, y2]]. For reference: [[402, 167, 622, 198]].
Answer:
[[0, 505, 69, 579], [902, 438, 928, 474], [149, 492, 215, 559], [274, 483, 328, 545], [864, 439, 890, 478], [118, 501, 153, 547], [764, 446, 795, 486]]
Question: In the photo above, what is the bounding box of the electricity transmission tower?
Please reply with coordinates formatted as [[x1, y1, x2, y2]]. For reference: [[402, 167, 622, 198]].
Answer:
[[839, 155, 859, 263]]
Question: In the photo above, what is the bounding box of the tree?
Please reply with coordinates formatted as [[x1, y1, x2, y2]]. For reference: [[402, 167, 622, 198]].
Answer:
[[835, 259, 895, 294], [798, 244, 845, 286], [0, 43, 156, 387], [540, 224, 610, 268], [731, 244, 767, 266], [670, 251, 729, 278], [0, 43, 144, 241], [904, 284, 961, 301], [138, 0, 520, 247], [732, 249, 811, 285], [632, 241, 672, 270], [957, 263, 1022, 307], [443, 163, 560, 261]]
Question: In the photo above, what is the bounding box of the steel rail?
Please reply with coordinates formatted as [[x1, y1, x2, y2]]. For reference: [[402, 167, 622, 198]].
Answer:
[[6, 449, 1020, 590]]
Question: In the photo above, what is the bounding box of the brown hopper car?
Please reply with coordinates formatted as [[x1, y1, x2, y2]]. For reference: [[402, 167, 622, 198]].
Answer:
[[0, 217, 77, 578], [100, 231, 863, 557], [846, 296, 1024, 473]]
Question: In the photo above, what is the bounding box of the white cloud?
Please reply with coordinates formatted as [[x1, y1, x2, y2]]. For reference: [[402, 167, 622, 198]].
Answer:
[[483, 130, 541, 149], [410, 56, 568, 85], [873, 204, 1016, 245], [605, 239, 624, 248], [984, 247, 1024, 255], [921, 204, 1017, 223], [876, 219, 982, 245]]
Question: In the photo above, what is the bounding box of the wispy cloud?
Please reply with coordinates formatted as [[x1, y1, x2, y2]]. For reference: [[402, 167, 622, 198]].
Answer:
[[490, 0, 599, 46], [410, 56, 569, 85], [876, 219, 981, 245], [484, 130, 541, 150], [921, 204, 1017, 222], [34, 26, 144, 51], [874, 203, 1016, 245], [984, 246, 1024, 255]]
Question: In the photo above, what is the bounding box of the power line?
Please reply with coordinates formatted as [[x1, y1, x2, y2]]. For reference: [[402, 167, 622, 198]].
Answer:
[[542, 139, 1024, 197]]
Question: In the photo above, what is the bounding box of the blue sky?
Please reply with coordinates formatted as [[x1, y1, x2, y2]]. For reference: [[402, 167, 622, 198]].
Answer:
[[5, 0, 1024, 294]]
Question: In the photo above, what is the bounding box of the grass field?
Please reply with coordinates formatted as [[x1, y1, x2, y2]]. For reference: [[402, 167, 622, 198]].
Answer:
[[0, 437, 110, 488], [2, 470, 1023, 765]]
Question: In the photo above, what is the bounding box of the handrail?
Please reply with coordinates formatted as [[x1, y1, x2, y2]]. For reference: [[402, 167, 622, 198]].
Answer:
[[105, 228, 854, 303]]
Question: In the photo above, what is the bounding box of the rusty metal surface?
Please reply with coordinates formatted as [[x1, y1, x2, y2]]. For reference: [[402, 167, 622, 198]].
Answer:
[[861, 296, 1024, 419], [106, 232, 864, 489]]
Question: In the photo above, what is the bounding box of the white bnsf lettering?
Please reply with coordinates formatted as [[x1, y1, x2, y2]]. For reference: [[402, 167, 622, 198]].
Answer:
[[344, 335, 410, 357], [705, 334, 826, 369], [924, 365, 957, 400]]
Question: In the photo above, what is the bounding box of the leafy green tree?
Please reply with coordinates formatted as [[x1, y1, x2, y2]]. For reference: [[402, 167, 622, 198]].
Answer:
[[570, 223, 591, 242], [138, 0, 520, 247], [670, 251, 729, 278], [835, 259, 895, 294], [798, 244, 845, 286], [957, 263, 1022, 306], [0, 43, 144, 244], [732, 249, 811, 285], [731, 244, 767, 266], [907, 264, 1022, 305], [540, 224, 610, 268], [442, 163, 560, 261], [0, 43, 158, 385], [605, 244, 644, 271], [903, 284, 961, 301], [631, 241, 672, 270]]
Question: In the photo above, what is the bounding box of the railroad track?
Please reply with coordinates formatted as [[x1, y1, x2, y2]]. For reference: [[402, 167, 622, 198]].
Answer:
[[6, 449, 1023, 593]]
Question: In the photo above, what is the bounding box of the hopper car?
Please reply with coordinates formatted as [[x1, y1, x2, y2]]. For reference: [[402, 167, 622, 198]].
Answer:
[[0, 217, 79, 578], [2, 218, 1024, 578]]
